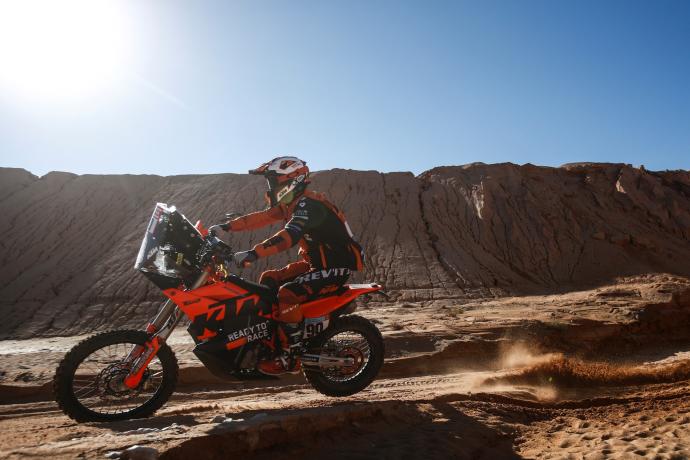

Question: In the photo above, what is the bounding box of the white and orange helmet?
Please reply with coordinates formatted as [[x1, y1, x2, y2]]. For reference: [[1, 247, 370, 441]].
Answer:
[[249, 156, 310, 207]]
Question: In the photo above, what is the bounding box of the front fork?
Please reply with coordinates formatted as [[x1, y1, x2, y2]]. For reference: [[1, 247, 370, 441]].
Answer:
[[123, 272, 209, 389]]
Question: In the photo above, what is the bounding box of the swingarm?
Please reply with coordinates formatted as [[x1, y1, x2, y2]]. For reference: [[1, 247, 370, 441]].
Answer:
[[301, 354, 356, 369]]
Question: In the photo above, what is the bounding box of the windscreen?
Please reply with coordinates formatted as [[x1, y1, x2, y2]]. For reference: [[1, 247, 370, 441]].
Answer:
[[135, 203, 204, 286]]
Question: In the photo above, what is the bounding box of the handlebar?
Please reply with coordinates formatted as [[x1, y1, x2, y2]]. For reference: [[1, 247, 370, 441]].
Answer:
[[198, 225, 234, 268], [198, 223, 254, 270]]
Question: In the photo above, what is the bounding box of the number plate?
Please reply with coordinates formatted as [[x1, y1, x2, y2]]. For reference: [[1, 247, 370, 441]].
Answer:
[[303, 316, 329, 338]]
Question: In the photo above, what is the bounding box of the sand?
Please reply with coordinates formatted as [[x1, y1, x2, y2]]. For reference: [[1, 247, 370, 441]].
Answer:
[[1, 275, 689, 458]]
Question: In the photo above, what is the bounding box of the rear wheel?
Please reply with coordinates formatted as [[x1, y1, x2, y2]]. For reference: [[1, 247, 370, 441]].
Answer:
[[304, 315, 384, 397], [53, 330, 178, 422]]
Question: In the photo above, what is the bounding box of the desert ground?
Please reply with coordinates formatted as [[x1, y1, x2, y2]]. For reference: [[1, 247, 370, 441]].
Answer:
[[1, 274, 689, 459]]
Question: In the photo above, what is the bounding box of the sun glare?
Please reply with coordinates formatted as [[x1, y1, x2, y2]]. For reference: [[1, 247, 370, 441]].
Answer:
[[0, 0, 129, 104]]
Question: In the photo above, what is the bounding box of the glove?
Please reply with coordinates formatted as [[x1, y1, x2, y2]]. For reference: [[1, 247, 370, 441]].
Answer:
[[209, 213, 242, 232], [233, 250, 257, 268]]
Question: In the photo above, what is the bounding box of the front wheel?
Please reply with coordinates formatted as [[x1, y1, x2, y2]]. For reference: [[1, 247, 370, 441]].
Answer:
[[304, 315, 384, 397], [53, 330, 178, 422]]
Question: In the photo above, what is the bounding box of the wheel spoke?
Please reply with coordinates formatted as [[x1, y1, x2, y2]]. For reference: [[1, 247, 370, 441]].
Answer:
[[71, 340, 164, 416], [318, 330, 372, 382]]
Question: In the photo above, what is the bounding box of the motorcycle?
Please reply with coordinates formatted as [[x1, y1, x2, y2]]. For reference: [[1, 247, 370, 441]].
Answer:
[[53, 203, 386, 422]]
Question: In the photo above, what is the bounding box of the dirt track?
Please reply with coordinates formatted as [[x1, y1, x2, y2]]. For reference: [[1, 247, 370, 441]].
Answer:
[[2, 275, 690, 459], [1, 353, 689, 460]]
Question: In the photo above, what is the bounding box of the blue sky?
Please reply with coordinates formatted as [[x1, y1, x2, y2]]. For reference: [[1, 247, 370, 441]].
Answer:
[[0, 0, 688, 176]]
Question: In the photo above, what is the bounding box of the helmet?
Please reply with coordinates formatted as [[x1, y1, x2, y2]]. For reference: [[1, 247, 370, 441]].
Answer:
[[249, 156, 310, 207]]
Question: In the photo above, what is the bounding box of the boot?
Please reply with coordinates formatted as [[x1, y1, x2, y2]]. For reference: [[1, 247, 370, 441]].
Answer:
[[258, 323, 302, 376]]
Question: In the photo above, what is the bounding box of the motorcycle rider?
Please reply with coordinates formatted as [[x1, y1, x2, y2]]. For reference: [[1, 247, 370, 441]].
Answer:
[[222, 157, 364, 375]]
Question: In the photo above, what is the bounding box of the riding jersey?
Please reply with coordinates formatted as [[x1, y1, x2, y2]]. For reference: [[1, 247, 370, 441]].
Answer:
[[228, 191, 364, 271]]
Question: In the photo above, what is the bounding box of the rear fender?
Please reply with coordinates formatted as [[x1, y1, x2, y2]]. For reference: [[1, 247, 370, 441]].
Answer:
[[302, 284, 384, 342], [301, 283, 384, 319]]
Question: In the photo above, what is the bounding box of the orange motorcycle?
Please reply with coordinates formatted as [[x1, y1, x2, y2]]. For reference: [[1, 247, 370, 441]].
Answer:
[[54, 203, 386, 422]]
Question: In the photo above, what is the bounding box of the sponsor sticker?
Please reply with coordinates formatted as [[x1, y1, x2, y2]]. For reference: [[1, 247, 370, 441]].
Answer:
[[227, 321, 270, 343], [304, 316, 329, 338]]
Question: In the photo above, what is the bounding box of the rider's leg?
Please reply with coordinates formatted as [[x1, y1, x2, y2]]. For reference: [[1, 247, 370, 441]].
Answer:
[[277, 268, 352, 338], [276, 267, 352, 322], [255, 263, 310, 376], [258, 268, 351, 375], [256, 287, 306, 375], [276, 287, 306, 323], [259, 260, 310, 290]]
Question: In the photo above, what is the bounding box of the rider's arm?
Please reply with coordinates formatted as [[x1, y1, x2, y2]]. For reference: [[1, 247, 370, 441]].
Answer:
[[251, 228, 299, 258], [251, 198, 323, 258], [227, 207, 284, 231]]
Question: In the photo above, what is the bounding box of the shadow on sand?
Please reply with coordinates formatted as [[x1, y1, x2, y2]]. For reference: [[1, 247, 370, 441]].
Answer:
[[160, 399, 523, 460]]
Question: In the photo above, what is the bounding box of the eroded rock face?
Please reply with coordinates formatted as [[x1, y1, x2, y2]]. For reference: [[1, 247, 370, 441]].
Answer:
[[0, 163, 688, 338], [419, 163, 690, 293]]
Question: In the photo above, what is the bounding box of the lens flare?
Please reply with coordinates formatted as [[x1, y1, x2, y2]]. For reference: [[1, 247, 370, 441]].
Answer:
[[0, 0, 129, 104]]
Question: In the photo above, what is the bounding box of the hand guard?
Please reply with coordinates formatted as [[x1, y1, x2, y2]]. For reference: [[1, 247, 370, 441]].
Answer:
[[207, 224, 224, 235], [233, 250, 258, 268]]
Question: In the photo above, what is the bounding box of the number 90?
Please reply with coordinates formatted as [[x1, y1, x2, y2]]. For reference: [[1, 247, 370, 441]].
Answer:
[[305, 322, 324, 338]]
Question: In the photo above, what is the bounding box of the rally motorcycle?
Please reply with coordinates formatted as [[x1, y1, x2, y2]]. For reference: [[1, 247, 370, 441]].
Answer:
[[53, 203, 386, 422]]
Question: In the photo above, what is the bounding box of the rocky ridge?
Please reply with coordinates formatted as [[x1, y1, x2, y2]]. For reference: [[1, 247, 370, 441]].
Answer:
[[0, 162, 689, 339]]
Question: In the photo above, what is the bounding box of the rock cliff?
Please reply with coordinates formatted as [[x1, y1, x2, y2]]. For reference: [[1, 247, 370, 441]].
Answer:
[[1, 162, 688, 338]]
